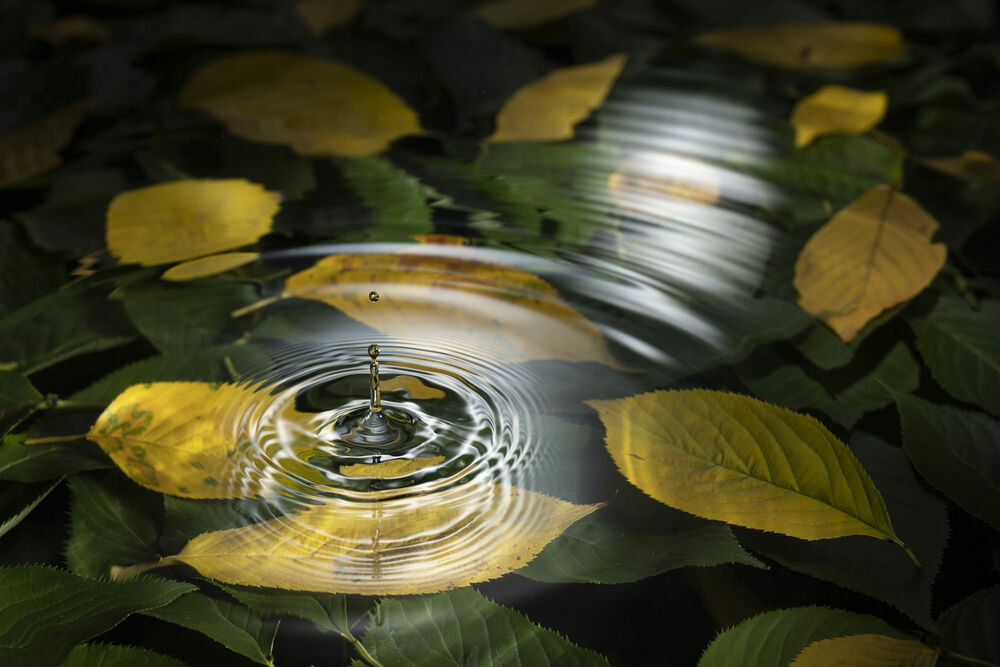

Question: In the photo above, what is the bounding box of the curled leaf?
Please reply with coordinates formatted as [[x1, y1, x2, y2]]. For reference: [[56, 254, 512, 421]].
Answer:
[[792, 85, 888, 148], [475, 0, 596, 29], [161, 252, 260, 282], [795, 186, 946, 342], [790, 634, 939, 666], [180, 50, 423, 157], [488, 54, 627, 143], [107, 179, 279, 266]]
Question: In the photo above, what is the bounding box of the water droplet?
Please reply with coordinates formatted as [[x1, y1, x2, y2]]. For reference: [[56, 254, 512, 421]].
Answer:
[[369, 291, 380, 303], [368, 344, 379, 360]]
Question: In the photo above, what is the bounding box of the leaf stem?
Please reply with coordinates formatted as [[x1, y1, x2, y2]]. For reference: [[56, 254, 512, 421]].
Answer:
[[109, 556, 174, 581], [894, 537, 923, 568], [35, 399, 107, 411], [338, 630, 381, 667], [232, 295, 282, 318], [22, 434, 88, 446]]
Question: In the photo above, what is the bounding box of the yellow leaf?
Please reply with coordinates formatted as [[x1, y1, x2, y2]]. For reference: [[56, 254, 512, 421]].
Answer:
[[475, 0, 596, 29], [488, 54, 627, 143], [587, 390, 918, 562], [792, 85, 888, 148], [607, 152, 721, 211], [279, 252, 623, 366], [794, 186, 946, 342], [116, 482, 598, 595], [180, 50, 423, 157], [923, 150, 1000, 187], [340, 456, 444, 479], [696, 22, 903, 68], [790, 634, 940, 666], [106, 179, 279, 266], [0, 100, 88, 187], [161, 252, 260, 282], [86, 382, 305, 499], [380, 375, 446, 400], [295, 0, 364, 36], [413, 233, 470, 246]]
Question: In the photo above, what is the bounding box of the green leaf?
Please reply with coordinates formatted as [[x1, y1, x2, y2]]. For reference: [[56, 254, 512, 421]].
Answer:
[[62, 643, 188, 667], [697, 606, 907, 667], [895, 393, 1000, 529], [0, 566, 195, 665], [0, 478, 60, 540], [911, 296, 1000, 417], [220, 587, 350, 637], [0, 433, 109, 483], [835, 342, 920, 419], [791, 306, 903, 370], [66, 472, 160, 579], [159, 496, 259, 556], [737, 355, 858, 426], [122, 284, 259, 355], [338, 156, 433, 237], [141, 592, 277, 666], [0, 369, 42, 434], [0, 221, 66, 319], [938, 586, 1000, 664], [736, 434, 949, 630], [363, 587, 610, 666]]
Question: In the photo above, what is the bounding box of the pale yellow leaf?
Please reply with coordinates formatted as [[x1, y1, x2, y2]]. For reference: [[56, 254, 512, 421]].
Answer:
[[120, 482, 598, 595], [180, 50, 423, 157], [607, 152, 721, 211], [475, 0, 596, 29], [380, 375, 446, 399], [340, 456, 444, 479], [587, 390, 917, 561], [923, 150, 1000, 187], [488, 53, 627, 143], [0, 100, 88, 187], [280, 252, 623, 366], [295, 0, 364, 36], [161, 252, 260, 281], [794, 186, 946, 342], [106, 179, 279, 266], [792, 85, 888, 148], [696, 22, 903, 68], [790, 634, 939, 666]]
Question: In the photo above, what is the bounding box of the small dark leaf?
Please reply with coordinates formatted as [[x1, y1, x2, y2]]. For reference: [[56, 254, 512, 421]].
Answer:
[[0, 433, 109, 483], [938, 586, 1000, 664]]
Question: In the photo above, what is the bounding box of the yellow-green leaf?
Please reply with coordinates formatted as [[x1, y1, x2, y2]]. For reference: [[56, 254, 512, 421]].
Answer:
[[116, 483, 598, 595], [587, 390, 916, 562], [380, 375, 446, 400], [474, 0, 596, 29], [792, 85, 888, 148], [488, 54, 627, 143], [161, 252, 260, 282], [107, 179, 279, 267], [180, 50, 423, 157], [340, 456, 444, 479], [295, 0, 364, 36], [790, 634, 939, 666], [923, 150, 1000, 187], [0, 100, 88, 187], [696, 22, 903, 68], [794, 186, 946, 342], [277, 252, 623, 366]]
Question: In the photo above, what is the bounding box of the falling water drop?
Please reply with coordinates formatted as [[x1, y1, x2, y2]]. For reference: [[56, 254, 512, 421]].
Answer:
[[369, 291, 380, 302], [328, 343, 414, 450]]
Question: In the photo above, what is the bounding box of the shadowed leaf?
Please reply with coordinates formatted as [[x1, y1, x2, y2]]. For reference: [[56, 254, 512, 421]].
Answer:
[[790, 634, 938, 666]]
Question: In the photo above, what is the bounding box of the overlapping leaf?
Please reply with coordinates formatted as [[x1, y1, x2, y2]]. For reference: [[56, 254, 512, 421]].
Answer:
[[161, 252, 259, 282], [790, 634, 939, 667], [792, 86, 888, 148]]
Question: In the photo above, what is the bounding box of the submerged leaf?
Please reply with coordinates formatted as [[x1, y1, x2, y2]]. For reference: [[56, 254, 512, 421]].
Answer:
[[161, 252, 259, 282], [475, 0, 596, 29], [339, 456, 443, 479], [0, 100, 88, 187], [792, 86, 888, 148], [790, 634, 939, 666], [488, 54, 627, 143], [380, 375, 446, 399], [107, 179, 280, 266], [696, 22, 904, 68], [180, 50, 423, 157], [795, 186, 946, 342], [608, 152, 721, 209], [587, 390, 915, 560]]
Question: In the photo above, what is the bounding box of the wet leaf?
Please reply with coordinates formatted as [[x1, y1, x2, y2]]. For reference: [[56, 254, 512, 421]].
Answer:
[[0, 434, 109, 483], [488, 53, 627, 143], [697, 606, 907, 667], [0, 479, 60, 541], [363, 587, 610, 666], [938, 587, 1000, 664], [180, 50, 423, 157], [106, 179, 280, 267], [695, 23, 904, 68], [118, 483, 598, 595], [835, 342, 920, 419], [279, 252, 623, 366], [910, 296, 1000, 417], [896, 393, 1000, 530], [587, 390, 916, 561], [380, 375, 446, 399], [295, 0, 364, 36], [0, 221, 66, 319], [62, 643, 187, 667], [338, 156, 433, 237], [0, 100, 87, 187], [221, 587, 350, 637], [339, 456, 444, 479], [0, 370, 42, 435], [790, 634, 939, 666], [161, 252, 259, 282], [0, 566, 195, 665], [923, 151, 1000, 187], [608, 152, 721, 209], [795, 186, 946, 342], [474, 0, 596, 29], [792, 86, 888, 148]]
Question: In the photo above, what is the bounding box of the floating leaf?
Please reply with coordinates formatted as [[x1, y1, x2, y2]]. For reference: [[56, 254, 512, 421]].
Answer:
[[161, 252, 259, 282], [380, 375, 446, 399], [106, 179, 280, 267], [790, 634, 939, 666], [362, 587, 609, 665], [896, 393, 1000, 530], [180, 50, 423, 157], [295, 0, 364, 36], [938, 587, 1000, 664], [488, 53, 627, 143], [0, 100, 87, 187], [792, 86, 888, 148], [340, 456, 444, 479], [62, 643, 187, 667], [696, 23, 904, 68], [0, 434, 108, 483], [277, 252, 623, 366], [115, 482, 598, 595], [923, 151, 1000, 187], [608, 152, 721, 209], [795, 186, 946, 342], [474, 0, 596, 29], [911, 297, 1000, 417], [587, 390, 916, 562], [338, 156, 433, 237]]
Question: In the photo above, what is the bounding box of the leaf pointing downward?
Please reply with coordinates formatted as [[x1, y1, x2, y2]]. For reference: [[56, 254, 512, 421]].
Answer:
[[587, 390, 917, 563]]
